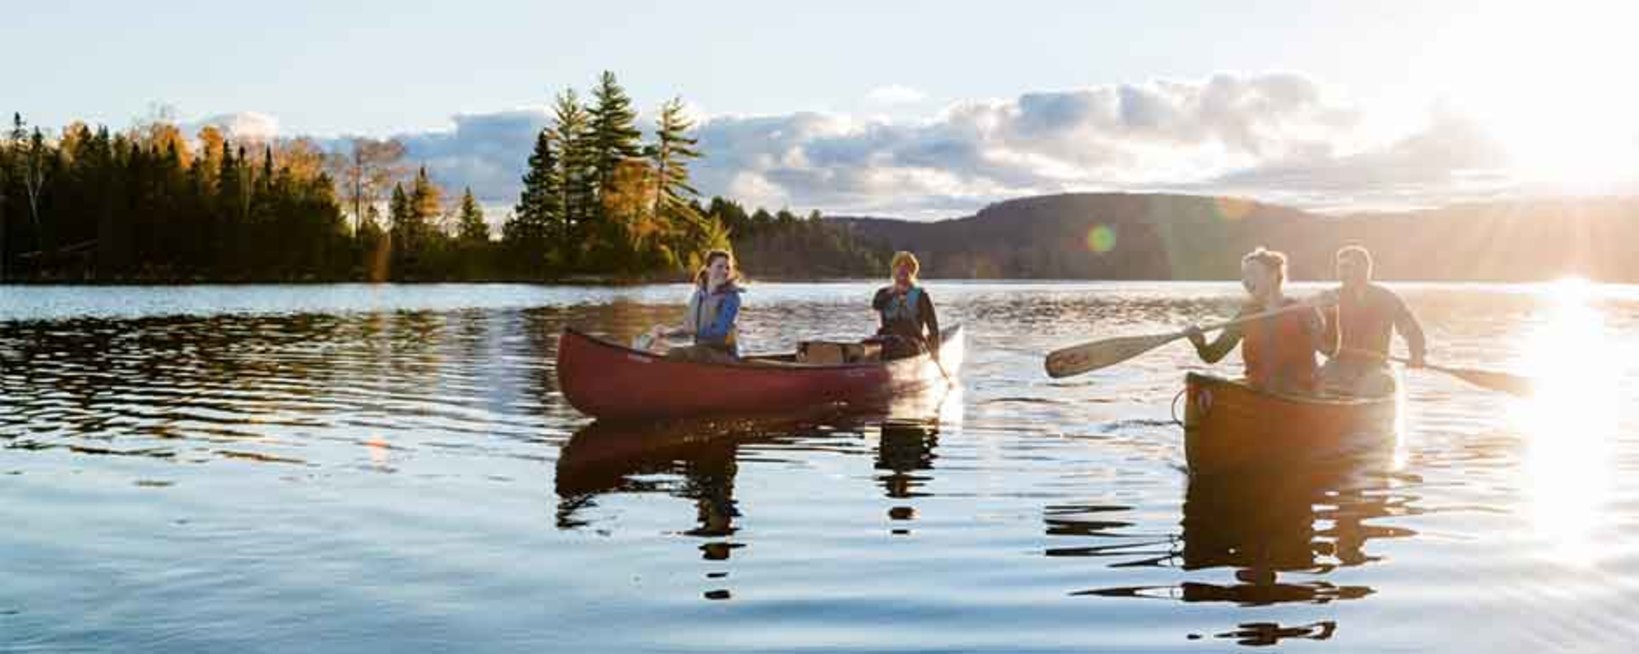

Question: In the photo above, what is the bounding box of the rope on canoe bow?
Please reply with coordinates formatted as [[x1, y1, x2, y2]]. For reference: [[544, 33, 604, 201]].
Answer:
[[1169, 388, 1187, 426]]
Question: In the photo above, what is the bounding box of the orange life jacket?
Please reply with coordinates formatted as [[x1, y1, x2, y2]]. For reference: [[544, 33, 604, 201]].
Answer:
[[1241, 300, 1318, 393]]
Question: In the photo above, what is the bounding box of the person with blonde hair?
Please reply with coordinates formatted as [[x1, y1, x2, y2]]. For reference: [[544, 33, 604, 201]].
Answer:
[[871, 251, 941, 360], [1184, 247, 1329, 395], [1318, 245, 1426, 397], [645, 249, 744, 362]]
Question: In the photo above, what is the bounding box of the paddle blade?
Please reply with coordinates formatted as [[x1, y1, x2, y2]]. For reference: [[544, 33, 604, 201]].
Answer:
[[1437, 365, 1533, 397], [1045, 332, 1181, 379]]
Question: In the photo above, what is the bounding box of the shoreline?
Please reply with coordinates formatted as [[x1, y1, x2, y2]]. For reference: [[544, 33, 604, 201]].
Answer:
[[0, 277, 1622, 287]]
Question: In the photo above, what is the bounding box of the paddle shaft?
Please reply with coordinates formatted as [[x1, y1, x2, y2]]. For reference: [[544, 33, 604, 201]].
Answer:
[[1044, 298, 1327, 378], [1189, 299, 1328, 337], [1336, 348, 1532, 397], [932, 354, 955, 387], [1342, 347, 1474, 378]]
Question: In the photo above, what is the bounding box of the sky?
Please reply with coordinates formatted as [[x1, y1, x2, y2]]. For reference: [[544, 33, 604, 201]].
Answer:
[[7, 0, 1639, 219]]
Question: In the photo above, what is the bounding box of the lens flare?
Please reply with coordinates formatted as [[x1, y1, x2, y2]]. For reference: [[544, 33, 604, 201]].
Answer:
[[1215, 197, 1254, 221], [1086, 224, 1117, 254]]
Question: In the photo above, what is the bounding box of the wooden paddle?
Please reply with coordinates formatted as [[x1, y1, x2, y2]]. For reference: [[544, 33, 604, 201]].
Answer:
[[1331, 344, 1532, 397], [932, 354, 956, 387], [1044, 301, 1320, 379], [1386, 355, 1533, 397]]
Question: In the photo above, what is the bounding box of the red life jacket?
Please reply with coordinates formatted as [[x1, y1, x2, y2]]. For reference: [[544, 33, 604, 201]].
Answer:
[[1241, 300, 1318, 393]]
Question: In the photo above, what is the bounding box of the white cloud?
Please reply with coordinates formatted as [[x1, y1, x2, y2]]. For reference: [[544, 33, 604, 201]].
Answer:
[[394, 108, 553, 207], [295, 72, 1615, 220], [865, 84, 927, 106], [192, 111, 280, 143], [725, 172, 790, 210], [688, 73, 1377, 217]]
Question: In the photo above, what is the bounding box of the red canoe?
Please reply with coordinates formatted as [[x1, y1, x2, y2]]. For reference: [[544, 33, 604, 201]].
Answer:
[[556, 325, 963, 421], [1183, 372, 1398, 474]]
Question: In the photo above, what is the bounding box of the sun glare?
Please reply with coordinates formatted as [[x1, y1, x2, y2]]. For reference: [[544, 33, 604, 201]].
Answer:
[[1421, 4, 1639, 190], [1512, 277, 1622, 564]]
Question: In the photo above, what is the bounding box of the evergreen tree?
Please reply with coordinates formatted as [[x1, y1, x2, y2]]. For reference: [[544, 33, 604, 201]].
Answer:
[[388, 182, 410, 240], [358, 205, 390, 282], [458, 187, 488, 243], [389, 167, 444, 279], [408, 166, 442, 228], [215, 141, 245, 274], [581, 73, 650, 271], [507, 127, 557, 272], [260, 146, 275, 188], [552, 89, 595, 264], [586, 71, 644, 191], [650, 97, 723, 269], [0, 117, 12, 280], [651, 98, 701, 219]]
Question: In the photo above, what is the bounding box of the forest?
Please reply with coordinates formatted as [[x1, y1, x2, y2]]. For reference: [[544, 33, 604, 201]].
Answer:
[[0, 72, 887, 283]]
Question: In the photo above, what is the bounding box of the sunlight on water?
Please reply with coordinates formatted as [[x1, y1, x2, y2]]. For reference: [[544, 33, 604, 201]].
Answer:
[[1513, 278, 1622, 565], [6, 282, 1639, 651], [1390, 380, 1412, 472]]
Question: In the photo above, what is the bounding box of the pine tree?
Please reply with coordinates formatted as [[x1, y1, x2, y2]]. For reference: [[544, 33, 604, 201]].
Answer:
[[408, 166, 442, 229], [389, 166, 443, 279], [457, 187, 487, 243], [215, 141, 244, 274], [552, 89, 594, 264], [586, 71, 643, 210], [508, 127, 557, 270], [650, 97, 701, 220], [514, 128, 557, 228], [260, 146, 275, 189], [388, 181, 410, 274], [650, 97, 722, 268], [582, 73, 649, 271]]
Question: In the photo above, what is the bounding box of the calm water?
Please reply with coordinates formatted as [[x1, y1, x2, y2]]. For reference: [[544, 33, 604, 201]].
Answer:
[[4, 281, 1639, 652]]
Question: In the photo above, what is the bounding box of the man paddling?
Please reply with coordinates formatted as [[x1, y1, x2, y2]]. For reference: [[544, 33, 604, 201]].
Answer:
[[1184, 247, 1328, 396], [1318, 245, 1426, 397]]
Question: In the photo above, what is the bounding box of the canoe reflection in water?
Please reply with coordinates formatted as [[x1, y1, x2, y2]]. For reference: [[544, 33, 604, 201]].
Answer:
[[554, 415, 773, 558], [554, 385, 958, 597], [1067, 452, 1419, 646], [1174, 465, 1415, 603]]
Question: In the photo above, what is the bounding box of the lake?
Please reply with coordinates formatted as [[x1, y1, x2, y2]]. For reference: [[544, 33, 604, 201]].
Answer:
[[4, 281, 1638, 652]]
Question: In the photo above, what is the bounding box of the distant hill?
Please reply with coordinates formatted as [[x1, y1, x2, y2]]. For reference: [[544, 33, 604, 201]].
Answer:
[[832, 193, 1639, 282]]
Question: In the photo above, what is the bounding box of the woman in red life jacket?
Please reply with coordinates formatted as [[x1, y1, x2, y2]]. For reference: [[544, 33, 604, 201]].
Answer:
[[1183, 247, 1329, 396]]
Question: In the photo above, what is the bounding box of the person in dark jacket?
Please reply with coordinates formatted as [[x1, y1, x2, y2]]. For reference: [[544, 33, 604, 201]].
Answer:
[[871, 251, 940, 361], [1318, 245, 1427, 397]]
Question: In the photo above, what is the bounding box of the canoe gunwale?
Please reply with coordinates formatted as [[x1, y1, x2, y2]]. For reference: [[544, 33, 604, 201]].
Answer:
[[1183, 371, 1396, 408], [560, 324, 963, 373]]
